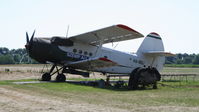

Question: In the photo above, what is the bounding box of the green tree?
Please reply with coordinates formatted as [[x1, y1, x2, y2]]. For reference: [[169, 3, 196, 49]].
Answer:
[[183, 57, 192, 64], [193, 55, 199, 64], [0, 54, 14, 64], [0, 47, 9, 55]]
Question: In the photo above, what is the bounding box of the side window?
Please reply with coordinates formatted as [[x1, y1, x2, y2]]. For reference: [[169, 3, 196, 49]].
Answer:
[[133, 59, 137, 63], [84, 51, 88, 55], [89, 52, 93, 56], [73, 49, 77, 53], [79, 50, 82, 54], [73, 49, 93, 57], [138, 60, 144, 65]]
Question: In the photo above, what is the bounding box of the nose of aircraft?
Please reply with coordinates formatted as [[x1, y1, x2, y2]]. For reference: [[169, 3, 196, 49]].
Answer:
[[25, 31, 55, 63]]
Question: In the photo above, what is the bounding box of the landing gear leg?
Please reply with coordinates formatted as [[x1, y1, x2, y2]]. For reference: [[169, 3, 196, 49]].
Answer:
[[41, 65, 56, 81], [153, 82, 158, 89], [41, 65, 66, 82]]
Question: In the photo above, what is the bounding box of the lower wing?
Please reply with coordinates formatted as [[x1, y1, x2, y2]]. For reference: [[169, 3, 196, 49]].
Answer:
[[66, 57, 118, 71]]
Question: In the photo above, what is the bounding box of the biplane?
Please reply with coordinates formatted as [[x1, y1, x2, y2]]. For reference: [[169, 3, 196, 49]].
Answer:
[[25, 24, 173, 89]]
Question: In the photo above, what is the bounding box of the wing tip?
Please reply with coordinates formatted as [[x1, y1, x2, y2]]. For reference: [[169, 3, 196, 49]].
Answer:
[[149, 32, 160, 37], [117, 24, 144, 37]]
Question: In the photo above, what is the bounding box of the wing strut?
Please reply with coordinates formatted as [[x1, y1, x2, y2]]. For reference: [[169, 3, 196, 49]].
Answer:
[[93, 33, 104, 57]]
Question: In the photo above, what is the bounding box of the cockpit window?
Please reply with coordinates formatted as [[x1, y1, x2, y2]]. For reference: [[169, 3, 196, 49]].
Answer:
[[51, 37, 73, 46]]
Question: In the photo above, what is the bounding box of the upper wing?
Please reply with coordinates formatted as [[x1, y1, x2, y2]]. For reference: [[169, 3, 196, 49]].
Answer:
[[66, 57, 118, 70], [69, 24, 144, 45], [143, 51, 175, 57]]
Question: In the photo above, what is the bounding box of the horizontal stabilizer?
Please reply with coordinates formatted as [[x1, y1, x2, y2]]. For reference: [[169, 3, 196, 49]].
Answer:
[[143, 51, 175, 57], [66, 57, 118, 70]]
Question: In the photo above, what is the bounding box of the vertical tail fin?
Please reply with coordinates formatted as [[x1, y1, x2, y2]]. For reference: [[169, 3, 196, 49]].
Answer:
[[137, 32, 164, 55], [136, 32, 165, 71]]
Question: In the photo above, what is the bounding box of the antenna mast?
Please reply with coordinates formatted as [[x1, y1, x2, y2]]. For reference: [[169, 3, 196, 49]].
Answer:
[[66, 25, 70, 38]]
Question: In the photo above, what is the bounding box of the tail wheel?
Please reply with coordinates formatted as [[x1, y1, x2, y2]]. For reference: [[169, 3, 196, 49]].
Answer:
[[56, 73, 66, 82], [41, 73, 51, 81]]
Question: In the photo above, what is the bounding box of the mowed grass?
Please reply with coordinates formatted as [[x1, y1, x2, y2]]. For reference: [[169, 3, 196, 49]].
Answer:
[[0, 66, 199, 111]]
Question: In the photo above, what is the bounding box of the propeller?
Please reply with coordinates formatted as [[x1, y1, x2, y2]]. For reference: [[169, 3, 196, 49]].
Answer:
[[26, 32, 29, 43], [25, 30, 35, 50], [30, 30, 35, 43]]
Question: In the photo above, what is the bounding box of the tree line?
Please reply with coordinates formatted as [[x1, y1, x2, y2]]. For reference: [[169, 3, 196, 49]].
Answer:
[[0, 47, 38, 64], [166, 53, 199, 64], [0, 47, 199, 64]]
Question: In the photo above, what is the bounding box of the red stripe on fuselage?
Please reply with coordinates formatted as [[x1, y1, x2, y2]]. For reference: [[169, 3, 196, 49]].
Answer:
[[99, 58, 114, 63]]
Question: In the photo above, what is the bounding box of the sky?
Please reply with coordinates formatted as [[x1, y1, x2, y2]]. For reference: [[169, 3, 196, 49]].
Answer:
[[0, 0, 198, 54]]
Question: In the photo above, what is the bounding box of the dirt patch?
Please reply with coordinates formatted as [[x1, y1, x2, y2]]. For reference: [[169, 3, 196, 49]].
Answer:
[[0, 65, 125, 112], [0, 65, 109, 80], [132, 106, 199, 112], [0, 65, 106, 81], [1, 86, 198, 112], [0, 86, 128, 112]]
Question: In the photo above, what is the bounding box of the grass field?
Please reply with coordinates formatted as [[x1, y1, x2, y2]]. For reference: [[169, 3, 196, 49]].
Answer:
[[0, 80, 199, 112], [164, 64, 199, 68], [0, 65, 199, 112]]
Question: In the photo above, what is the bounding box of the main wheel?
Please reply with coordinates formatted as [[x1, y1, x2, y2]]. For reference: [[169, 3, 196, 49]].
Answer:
[[128, 67, 141, 90], [151, 67, 161, 81], [56, 73, 66, 82], [41, 73, 51, 81], [132, 68, 146, 89], [138, 67, 160, 89]]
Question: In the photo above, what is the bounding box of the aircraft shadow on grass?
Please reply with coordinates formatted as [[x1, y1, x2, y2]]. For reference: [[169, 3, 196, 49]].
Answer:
[[50, 79, 156, 91]]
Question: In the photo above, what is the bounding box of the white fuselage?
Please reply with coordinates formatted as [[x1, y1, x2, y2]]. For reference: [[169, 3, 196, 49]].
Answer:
[[59, 42, 145, 74]]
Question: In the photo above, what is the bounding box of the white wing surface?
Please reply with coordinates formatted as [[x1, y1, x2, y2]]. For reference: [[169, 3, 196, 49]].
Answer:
[[66, 57, 118, 70], [69, 24, 144, 45]]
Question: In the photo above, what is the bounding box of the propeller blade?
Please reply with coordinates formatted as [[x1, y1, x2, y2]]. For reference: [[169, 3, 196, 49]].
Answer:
[[30, 30, 35, 43], [26, 32, 29, 43]]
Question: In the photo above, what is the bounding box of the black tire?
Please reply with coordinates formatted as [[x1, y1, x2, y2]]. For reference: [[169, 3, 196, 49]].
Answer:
[[152, 67, 161, 81], [56, 73, 66, 82], [41, 73, 51, 81], [128, 67, 141, 90], [132, 68, 146, 89]]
